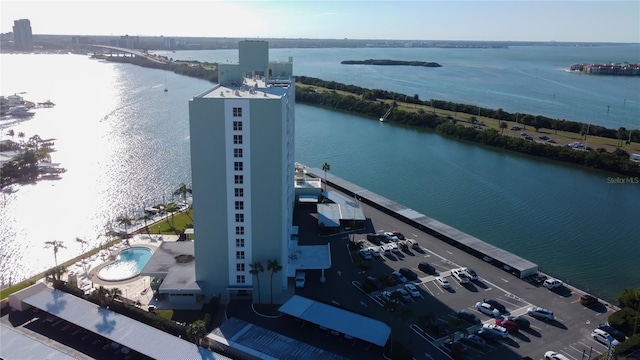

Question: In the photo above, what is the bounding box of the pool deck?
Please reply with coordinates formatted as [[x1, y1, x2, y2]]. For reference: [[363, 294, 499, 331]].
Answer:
[[61, 234, 178, 307]]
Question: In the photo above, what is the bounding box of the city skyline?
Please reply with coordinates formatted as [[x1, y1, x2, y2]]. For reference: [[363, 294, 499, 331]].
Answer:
[[1, 0, 639, 43]]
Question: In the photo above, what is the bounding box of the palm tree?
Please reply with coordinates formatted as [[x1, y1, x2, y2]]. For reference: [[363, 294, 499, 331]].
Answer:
[[75, 237, 88, 254], [138, 213, 153, 239], [94, 286, 110, 307], [173, 183, 192, 207], [267, 259, 283, 304], [164, 202, 178, 229], [107, 287, 123, 303], [249, 261, 264, 304], [44, 240, 66, 267], [17, 131, 25, 147], [321, 162, 330, 192], [116, 215, 133, 241], [187, 320, 207, 344], [6, 129, 14, 140], [499, 121, 507, 134]]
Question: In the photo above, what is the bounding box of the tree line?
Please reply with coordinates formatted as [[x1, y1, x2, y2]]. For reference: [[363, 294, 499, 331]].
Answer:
[[296, 75, 639, 143], [295, 84, 640, 177]]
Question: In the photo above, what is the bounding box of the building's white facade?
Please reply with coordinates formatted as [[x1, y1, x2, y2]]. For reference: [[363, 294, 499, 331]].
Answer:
[[189, 41, 295, 304]]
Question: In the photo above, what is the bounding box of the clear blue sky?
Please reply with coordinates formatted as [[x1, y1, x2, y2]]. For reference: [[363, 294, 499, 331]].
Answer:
[[1, 1, 639, 43]]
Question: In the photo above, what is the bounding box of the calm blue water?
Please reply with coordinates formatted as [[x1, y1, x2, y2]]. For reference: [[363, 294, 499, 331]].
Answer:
[[97, 247, 152, 281], [157, 44, 640, 129], [1, 47, 638, 302]]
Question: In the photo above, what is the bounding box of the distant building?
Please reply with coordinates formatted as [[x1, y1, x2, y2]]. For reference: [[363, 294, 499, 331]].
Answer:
[[109, 35, 139, 49], [12, 19, 33, 51], [189, 41, 295, 304]]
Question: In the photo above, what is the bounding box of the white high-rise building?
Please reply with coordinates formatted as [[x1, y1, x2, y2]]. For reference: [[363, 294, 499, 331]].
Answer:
[[188, 41, 295, 304]]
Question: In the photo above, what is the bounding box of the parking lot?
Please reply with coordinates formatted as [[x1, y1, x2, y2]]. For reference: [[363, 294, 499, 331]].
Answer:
[[296, 185, 621, 360]]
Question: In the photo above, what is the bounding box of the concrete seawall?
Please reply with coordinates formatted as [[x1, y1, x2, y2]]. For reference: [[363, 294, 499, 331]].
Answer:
[[305, 166, 539, 279]]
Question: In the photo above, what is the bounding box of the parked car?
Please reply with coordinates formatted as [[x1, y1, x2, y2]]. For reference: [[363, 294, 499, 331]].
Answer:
[[367, 247, 381, 257], [367, 233, 381, 245], [451, 268, 470, 284], [527, 306, 554, 321], [475, 302, 501, 318], [597, 324, 626, 343], [547, 139, 557, 144], [382, 291, 399, 304], [363, 276, 383, 293], [483, 298, 507, 313], [436, 277, 450, 289], [462, 267, 478, 280], [358, 248, 372, 260], [506, 315, 530, 329], [443, 339, 468, 354], [406, 238, 420, 250], [543, 278, 563, 289], [392, 231, 405, 240], [533, 274, 548, 285], [592, 328, 620, 347], [397, 240, 408, 250], [457, 309, 481, 325], [460, 334, 486, 348], [520, 132, 529, 137], [418, 261, 436, 274], [395, 289, 411, 302], [544, 351, 571, 360], [404, 283, 420, 298], [391, 271, 408, 283], [482, 324, 508, 338], [511, 126, 521, 130], [524, 135, 534, 140], [399, 267, 418, 281], [389, 242, 400, 253], [475, 329, 501, 342], [495, 318, 519, 333], [579, 293, 599, 306], [539, 135, 550, 140]]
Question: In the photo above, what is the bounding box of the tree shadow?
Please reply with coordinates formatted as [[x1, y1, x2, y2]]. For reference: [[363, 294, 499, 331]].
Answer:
[[95, 307, 117, 335]]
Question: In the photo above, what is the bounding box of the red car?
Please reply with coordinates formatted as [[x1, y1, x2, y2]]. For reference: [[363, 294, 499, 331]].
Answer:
[[392, 231, 405, 240], [495, 318, 519, 333]]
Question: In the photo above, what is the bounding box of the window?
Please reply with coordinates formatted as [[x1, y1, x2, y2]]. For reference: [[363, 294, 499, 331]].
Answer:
[[236, 263, 245, 272], [236, 275, 246, 284], [235, 213, 244, 223], [234, 162, 243, 171], [234, 148, 243, 158], [233, 108, 242, 117], [233, 135, 243, 144], [236, 238, 245, 247], [234, 188, 244, 197], [235, 201, 244, 210], [235, 226, 244, 235], [234, 175, 243, 184], [236, 251, 245, 259]]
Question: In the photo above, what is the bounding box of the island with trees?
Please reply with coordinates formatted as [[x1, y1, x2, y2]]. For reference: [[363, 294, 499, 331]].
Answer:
[[341, 59, 442, 67]]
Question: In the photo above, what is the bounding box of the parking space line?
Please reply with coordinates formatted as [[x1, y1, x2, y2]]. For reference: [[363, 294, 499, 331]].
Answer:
[[577, 341, 602, 355]]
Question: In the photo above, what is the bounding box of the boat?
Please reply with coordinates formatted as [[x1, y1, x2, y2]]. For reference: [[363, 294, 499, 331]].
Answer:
[[164, 78, 168, 92], [379, 106, 392, 122], [8, 105, 35, 117]]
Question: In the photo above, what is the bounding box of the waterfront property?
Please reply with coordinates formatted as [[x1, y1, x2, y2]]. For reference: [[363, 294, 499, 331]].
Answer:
[[187, 41, 297, 305]]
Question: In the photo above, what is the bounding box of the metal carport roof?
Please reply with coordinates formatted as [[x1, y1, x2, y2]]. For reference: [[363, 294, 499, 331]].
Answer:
[[23, 287, 230, 360], [278, 295, 390, 347]]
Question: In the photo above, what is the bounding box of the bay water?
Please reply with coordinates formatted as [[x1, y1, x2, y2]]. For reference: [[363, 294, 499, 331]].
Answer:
[[1, 45, 638, 302]]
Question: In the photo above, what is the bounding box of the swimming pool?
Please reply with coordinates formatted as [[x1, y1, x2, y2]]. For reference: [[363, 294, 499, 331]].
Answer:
[[97, 247, 152, 281]]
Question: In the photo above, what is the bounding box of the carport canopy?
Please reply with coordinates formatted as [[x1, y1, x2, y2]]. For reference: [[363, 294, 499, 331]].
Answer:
[[278, 295, 390, 347], [22, 287, 230, 360]]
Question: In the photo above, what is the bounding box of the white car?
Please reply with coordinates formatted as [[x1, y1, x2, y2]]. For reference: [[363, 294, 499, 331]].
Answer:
[[451, 268, 470, 284], [404, 283, 420, 298], [591, 328, 620, 347], [389, 242, 400, 253], [527, 306, 554, 321], [462, 267, 478, 281], [368, 247, 381, 257], [543, 278, 563, 289], [544, 351, 571, 360], [476, 302, 501, 318], [436, 276, 450, 289], [358, 249, 372, 260], [481, 324, 508, 338]]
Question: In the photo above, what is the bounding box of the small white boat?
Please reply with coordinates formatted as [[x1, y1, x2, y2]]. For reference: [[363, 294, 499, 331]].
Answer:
[[8, 105, 35, 117]]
